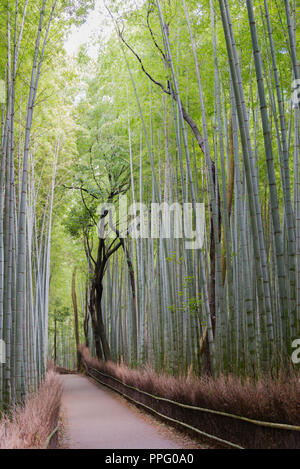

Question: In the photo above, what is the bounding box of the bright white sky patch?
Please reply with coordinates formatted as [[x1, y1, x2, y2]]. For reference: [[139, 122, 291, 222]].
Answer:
[[64, 0, 145, 59], [64, 0, 111, 59]]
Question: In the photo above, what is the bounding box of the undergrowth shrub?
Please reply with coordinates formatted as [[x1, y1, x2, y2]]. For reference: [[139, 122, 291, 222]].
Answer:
[[0, 369, 62, 449], [79, 345, 300, 426]]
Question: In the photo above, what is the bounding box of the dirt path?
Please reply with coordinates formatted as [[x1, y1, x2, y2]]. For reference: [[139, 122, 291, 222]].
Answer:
[[61, 374, 187, 449]]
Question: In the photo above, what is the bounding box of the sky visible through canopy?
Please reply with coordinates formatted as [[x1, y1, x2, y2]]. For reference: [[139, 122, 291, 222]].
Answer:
[[64, 0, 145, 58]]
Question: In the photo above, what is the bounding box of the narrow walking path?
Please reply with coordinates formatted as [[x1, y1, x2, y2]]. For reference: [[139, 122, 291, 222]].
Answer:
[[61, 374, 184, 449]]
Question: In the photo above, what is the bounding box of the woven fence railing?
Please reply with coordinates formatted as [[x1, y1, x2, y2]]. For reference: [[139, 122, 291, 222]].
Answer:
[[84, 364, 300, 449]]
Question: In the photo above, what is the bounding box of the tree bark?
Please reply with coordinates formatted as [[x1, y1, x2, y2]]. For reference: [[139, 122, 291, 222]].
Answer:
[[72, 268, 80, 370]]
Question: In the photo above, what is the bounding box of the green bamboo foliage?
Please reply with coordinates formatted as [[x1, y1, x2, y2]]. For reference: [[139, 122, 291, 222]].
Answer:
[[0, 0, 58, 409], [246, 0, 288, 352], [263, 1, 296, 331], [29, 0, 299, 386], [77, 0, 298, 380]]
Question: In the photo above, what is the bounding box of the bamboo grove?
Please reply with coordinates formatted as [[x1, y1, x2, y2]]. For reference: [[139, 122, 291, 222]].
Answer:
[[0, 0, 95, 409], [1, 0, 299, 412], [55, 0, 300, 380]]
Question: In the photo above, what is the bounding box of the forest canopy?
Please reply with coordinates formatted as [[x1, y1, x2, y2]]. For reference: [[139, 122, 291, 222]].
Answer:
[[0, 0, 299, 412]]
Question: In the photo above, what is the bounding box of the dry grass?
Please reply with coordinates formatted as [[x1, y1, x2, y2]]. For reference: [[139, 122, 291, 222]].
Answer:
[[54, 365, 76, 375], [79, 346, 300, 426], [0, 369, 62, 449]]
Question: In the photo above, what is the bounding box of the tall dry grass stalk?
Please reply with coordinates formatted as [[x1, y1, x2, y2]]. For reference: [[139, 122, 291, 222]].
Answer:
[[80, 346, 300, 426], [0, 369, 62, 449]]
